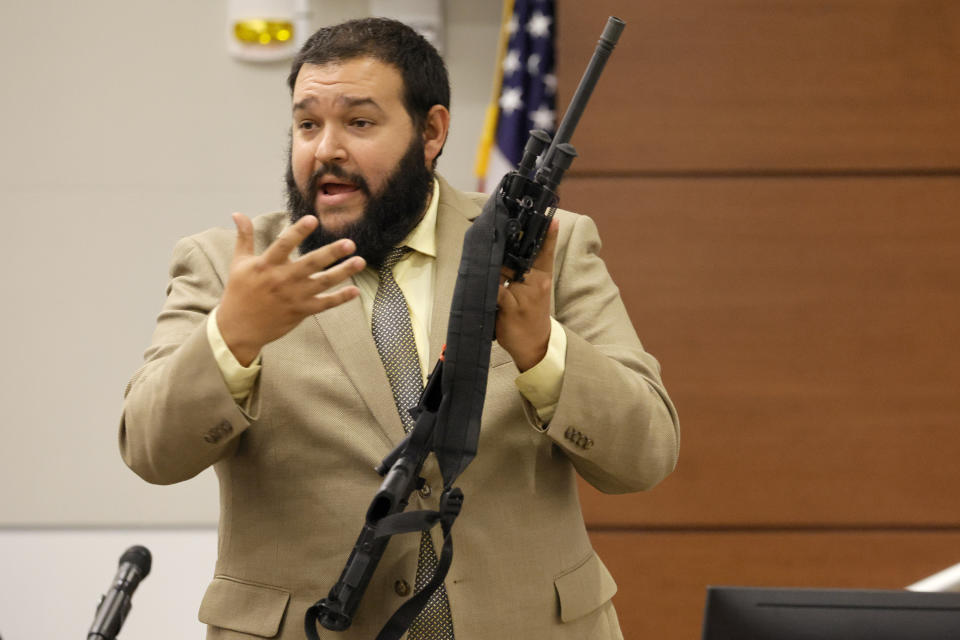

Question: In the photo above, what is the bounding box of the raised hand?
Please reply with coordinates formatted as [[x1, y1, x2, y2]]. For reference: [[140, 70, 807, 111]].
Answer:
[[217, 213, 366, 366], [495, 218, 559, 372]]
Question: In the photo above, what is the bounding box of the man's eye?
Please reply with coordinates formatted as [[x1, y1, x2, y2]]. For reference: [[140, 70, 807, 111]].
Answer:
[[298, 121, 316, 131], [352, 119, 373, 129]]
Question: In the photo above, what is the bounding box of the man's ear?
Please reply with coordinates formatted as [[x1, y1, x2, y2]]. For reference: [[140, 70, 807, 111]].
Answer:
[[422, 104, 451, 167]]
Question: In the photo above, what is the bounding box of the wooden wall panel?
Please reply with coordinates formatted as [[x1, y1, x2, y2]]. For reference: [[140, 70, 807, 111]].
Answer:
[[561, 176, 960, 527], [556, 2, 960, 637], [590, 530, 960, 640], [557, 1, 960, 172]]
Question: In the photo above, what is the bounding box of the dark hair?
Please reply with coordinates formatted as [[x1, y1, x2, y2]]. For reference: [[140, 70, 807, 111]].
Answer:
[[288, 17, 450, 134]]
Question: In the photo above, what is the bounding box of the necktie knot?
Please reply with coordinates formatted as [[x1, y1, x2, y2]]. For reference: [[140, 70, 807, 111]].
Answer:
[[378, 246, 411, 275]]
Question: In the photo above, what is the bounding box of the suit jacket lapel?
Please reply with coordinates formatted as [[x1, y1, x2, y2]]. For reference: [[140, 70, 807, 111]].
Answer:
[[311, 289, 405, 450], [429, 177, 481, 362]]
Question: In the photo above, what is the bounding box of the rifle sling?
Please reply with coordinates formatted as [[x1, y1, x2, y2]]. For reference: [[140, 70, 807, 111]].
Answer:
[[375, 488, 464, 640]]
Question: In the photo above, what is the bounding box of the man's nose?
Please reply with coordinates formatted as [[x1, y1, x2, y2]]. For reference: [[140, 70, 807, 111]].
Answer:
[[314, 127, 347, 165]]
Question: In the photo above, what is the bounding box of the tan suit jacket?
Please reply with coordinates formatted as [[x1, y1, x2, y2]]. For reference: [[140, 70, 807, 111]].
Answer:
[[120, 177, 679, 639]]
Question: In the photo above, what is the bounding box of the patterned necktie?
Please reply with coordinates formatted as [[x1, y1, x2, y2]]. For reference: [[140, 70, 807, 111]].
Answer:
[[371, 247, 455, 640]]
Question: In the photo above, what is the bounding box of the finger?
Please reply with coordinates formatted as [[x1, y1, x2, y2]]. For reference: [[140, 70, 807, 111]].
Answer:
[[301, 285, 362, 315], [303, 255, 366, 295], [232, 213, 255, 259], [262, 215, 320, 264], [530, 218, 559, 275], [292, 238, 359, 277], [497, 276, 518, 311], [498, 266, 529, 292]]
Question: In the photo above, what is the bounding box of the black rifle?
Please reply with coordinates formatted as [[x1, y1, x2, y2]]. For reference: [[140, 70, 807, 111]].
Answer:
[[305, 16, 625, 640]]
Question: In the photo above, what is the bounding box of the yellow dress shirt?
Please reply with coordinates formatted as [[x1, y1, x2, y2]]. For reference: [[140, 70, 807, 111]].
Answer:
[[207, 179, 566, 422]]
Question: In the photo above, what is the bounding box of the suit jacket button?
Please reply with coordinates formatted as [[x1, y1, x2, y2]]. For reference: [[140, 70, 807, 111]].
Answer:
[[395, 579, 411, 597]]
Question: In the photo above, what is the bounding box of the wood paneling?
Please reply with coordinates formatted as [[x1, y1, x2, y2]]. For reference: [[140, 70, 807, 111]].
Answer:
[[561, 176, 960, 527], [556, 3, 960, 638], [591, 530, 960, 640], [557, 1, 960, 172]]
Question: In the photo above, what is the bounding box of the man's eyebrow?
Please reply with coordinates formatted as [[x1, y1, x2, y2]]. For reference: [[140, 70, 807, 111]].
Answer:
[[338, 96, 384, 112], [292, 95, 386, 114], [292, 97, 316, 113]]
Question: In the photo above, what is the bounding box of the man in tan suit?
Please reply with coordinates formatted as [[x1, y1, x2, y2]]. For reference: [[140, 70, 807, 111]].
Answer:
[[121, 18, 679, 640]]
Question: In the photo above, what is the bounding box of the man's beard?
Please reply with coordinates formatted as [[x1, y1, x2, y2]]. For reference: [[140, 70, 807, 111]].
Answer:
[[285, 135, 434, 267]]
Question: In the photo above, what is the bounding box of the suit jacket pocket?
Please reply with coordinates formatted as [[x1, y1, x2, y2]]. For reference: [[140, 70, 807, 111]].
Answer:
[[199, 575, 291, 637], [554, 551, 619, 623]]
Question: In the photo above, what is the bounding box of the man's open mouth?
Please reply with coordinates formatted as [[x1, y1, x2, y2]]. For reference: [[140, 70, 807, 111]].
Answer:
[[319, 181, 360, 196]]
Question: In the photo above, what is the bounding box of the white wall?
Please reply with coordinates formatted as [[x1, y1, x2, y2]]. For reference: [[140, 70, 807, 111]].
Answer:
[[0, 1, 502, 636]]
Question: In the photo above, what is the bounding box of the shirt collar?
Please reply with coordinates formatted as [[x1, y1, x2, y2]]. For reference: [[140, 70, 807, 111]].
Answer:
[[399, 178, 439, 259]]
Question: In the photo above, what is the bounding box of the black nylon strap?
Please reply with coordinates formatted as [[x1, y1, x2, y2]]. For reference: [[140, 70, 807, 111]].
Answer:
[[374, 510, 440, 538], [304, 603, 323, 640], [375, 489, 463, 640], [432, 192, 509, 487]]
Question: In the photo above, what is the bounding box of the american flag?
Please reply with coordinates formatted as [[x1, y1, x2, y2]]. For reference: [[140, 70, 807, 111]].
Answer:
[[476, 0, 556, 192]]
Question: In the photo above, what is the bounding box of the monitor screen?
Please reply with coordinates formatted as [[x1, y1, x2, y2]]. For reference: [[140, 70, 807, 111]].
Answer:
[[702, 586, 960, 640]]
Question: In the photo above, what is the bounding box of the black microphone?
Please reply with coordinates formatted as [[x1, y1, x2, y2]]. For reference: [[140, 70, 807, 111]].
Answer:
[[87, 545, 152, 640]]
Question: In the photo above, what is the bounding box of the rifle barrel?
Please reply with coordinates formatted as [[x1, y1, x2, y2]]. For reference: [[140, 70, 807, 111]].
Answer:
[[542, 16, 624, 169]]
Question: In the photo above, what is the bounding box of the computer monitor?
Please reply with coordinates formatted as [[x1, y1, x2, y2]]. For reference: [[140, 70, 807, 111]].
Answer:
[[701, 586, 960, 640]]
